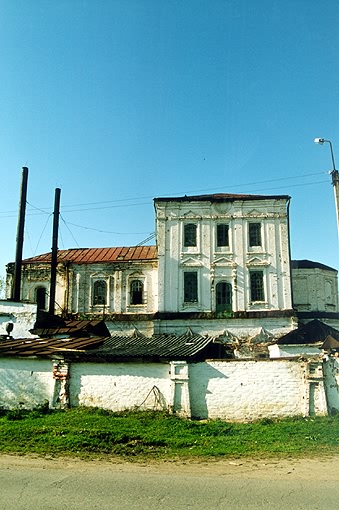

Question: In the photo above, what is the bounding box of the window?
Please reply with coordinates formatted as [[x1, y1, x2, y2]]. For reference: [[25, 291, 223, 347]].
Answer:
[[216, 282, 232, 312], [249, 223, 262, 247], [93, 280, 107, 305], [184, 223, 197, 247], [36, 287, 47, 310], [217, 224, 229, 247], [184, 272, 198, 302], [130, 279, 143, 305], [250, 271, 265, 302]]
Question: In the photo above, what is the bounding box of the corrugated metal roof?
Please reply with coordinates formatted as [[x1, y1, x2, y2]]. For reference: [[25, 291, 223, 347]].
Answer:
[[22, 246, 158, 265], [0, 335, 107, 357], [89, 329, 216, 360], [0, 329, 219, 361], [154, 193, 290, 203]]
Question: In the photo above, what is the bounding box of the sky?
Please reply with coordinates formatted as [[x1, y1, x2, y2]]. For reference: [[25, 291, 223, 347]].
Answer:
[[0, 0, 338, 281]]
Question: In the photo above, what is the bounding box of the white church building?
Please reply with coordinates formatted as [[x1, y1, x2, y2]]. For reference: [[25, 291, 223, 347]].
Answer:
[[5, 193, 339, 343]]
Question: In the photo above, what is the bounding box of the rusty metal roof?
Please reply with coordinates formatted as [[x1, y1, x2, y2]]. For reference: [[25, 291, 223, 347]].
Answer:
[[22, 246, 158, 265], [31, 319, 110, 338], [154, 193, 290, 203], [0, 329, 222, 361], [0, 335, 108, 357]]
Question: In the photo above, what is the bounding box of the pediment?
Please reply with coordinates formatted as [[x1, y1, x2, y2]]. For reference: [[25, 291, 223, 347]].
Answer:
[[180, 256, 203, 267], [247, 208, 264, 217], [213, 256, 236, 266], [182, 210, 201, 219], [246, 256, 269, 266]]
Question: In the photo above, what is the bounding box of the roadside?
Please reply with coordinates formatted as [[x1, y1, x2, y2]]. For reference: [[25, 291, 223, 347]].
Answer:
[[1, 453, 339, 481]]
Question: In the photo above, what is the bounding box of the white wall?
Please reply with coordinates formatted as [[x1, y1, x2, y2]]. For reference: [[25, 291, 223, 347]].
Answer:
[[0, 356, 330, 421], [155, 197, 292, 314], [69, 362, 172, 411], [189, 360, 321, 421], [292, 267, 338, 313], [0, 301, 37, 339], [0, 358, 54, 409]]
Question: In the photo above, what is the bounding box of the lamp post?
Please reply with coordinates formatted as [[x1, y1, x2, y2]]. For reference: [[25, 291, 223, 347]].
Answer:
[[314, 138, 339, 245]]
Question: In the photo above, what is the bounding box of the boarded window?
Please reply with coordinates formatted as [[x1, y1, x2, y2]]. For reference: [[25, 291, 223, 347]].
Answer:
[[217, 224, 229, 247], [184, 272, 198, 302], [130, 279, 143, 305], [93, 280, 107, 305], [249, 223, 262, 247], [250, 271, 265, 301], [184, 223, 197, 247]]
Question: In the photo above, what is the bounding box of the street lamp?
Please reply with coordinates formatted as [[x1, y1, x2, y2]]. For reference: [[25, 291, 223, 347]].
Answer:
[[314, 137, 339, 246]]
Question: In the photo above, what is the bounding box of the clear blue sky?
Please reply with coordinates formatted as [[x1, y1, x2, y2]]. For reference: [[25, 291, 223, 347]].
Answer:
[[0, 0, 338, 281]]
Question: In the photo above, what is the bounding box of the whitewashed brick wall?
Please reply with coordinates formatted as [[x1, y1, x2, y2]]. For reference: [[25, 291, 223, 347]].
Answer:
[[69, 362, 172, 411], [0, 357, 330, 420], [189, 360, 312, 420], [0, 358, 54, 409]]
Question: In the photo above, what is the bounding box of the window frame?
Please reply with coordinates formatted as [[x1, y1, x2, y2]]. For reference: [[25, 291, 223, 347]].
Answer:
[[216, 223, 229, 248], [183, 223, 197, 247], [130, 279, 144, 305], [184, 271, 198, 303], [92, 280, 107, 306], [250, 270, 265, 302], [248, 222, 262, 247]]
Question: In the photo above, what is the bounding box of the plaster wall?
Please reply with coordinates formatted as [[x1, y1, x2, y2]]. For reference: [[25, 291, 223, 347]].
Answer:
[[69, 362, 171, 411], [0, 358, 54, 409], [0, 301, 38, 339], [155, 198, 292, 314], [292, 267, 338, 313], [189, 360, 311, 421]]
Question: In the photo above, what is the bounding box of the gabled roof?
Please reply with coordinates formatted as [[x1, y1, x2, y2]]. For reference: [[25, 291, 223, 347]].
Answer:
[[21, 246, 158, 265], [154, 193, 290, 203], [291, 259, 337, 272], [276, 320, 339, 345]]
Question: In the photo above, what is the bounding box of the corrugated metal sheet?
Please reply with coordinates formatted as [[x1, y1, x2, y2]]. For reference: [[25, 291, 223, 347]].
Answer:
[[0, 336, 107, 357], [22, 246, 158, 265], [0, 330, 219, 361]]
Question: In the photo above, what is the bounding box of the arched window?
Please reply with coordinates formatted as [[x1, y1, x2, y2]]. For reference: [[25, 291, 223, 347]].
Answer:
[[130, 280, 143, 305], [216, 282, 232, 313], [93, 280, 107, 305], [36, 287, 47, 310]]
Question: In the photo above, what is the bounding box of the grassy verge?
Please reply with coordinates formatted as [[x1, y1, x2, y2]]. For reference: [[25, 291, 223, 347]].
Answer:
[[1, 407, 339, 460]]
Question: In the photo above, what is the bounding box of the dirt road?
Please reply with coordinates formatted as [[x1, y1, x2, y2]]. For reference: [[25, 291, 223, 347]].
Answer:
[[1, 455, 338, 509]]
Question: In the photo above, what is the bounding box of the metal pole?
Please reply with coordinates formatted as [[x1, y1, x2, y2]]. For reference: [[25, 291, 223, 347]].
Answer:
[[49, 188, 61, 315], [12, 167, 28, 301]]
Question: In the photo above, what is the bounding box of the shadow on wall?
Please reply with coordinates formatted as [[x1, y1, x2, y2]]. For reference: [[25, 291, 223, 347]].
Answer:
[[323, 358, 339, 415], [188, 362, 228, 420]]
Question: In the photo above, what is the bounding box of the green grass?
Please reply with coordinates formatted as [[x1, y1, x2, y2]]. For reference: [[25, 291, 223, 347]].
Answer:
[[0, 407, 339, 460]]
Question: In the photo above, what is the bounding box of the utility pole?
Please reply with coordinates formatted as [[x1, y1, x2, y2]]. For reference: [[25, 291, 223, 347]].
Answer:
[[314, 138, 339, 245], [12, 167, 28, 301], [49, 188, 61, 315]]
